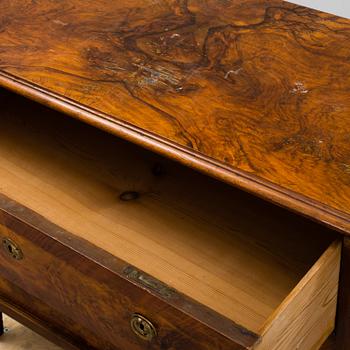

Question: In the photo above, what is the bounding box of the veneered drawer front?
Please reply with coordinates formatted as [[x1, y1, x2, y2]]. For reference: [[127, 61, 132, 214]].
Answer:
[[0, 195, 256, 350]]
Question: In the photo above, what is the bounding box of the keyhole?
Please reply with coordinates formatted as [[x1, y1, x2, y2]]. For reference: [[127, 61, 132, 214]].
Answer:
[[2, 238, 23, 260], [130, 314, 157, 341]]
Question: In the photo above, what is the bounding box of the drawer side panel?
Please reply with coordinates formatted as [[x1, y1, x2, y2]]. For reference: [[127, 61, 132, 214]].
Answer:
[[255, 240, 341, 350]]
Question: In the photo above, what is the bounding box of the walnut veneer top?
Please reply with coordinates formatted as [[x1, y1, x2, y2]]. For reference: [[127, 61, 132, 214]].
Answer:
[[0, 0, 350, 233]]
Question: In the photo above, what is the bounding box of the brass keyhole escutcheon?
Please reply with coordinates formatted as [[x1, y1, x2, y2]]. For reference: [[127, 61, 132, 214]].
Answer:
[[2, 238, 23, 260], [130, 314, 157, 341]]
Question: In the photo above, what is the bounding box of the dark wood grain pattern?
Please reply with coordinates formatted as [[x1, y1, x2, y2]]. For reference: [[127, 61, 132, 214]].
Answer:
[[0, 296, 80, 350], [0, 0, 349, 233], [0, 193, 256, 350], [0, 279, 100, 350]]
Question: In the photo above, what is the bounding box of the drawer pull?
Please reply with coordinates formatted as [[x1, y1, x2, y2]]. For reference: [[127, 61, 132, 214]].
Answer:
[[130, 314, 157, 341], [2, 238, 23, 260]]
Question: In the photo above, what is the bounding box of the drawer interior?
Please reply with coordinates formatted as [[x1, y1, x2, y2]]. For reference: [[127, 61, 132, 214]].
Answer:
[[0, 88, 339, 337]]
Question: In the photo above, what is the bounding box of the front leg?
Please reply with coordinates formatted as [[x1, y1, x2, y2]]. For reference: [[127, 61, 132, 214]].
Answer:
[[336, 237, 350, 350], [0, 312, 4, 336]]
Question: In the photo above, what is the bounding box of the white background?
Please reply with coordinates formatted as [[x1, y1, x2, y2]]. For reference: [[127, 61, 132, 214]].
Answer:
[[288, 0, 350, 18]]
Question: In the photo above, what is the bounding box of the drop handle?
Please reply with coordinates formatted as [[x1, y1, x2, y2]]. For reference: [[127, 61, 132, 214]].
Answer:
[[2, 238, 23, 260]]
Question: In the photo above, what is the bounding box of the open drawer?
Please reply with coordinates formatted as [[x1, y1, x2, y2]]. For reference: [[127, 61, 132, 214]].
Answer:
[[0, 88, 341, 350]]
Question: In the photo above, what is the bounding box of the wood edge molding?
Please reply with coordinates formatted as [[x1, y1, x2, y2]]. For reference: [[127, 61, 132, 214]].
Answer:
[[0, 71, 349, 236], [0, 193, 258, 349]]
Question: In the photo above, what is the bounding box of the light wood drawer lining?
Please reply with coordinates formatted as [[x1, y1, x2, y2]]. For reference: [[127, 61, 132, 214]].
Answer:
[[0, 88, 341, 349]]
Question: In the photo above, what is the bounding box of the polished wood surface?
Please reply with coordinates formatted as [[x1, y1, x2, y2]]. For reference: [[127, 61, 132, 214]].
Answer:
[[0, 279, 107, 350], [0, 0, 349, 233]]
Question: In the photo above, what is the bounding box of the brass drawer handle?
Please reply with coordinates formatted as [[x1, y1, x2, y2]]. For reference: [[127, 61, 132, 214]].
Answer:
[[2, 238, 23, 260], [130, 314, 157, 341]]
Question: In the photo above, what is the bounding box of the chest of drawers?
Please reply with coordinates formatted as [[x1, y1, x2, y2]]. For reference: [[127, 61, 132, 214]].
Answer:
[[0, 1, 349, 349]]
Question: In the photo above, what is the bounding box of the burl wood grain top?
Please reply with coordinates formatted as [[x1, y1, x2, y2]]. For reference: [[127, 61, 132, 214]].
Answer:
[[0, 0, 350, 233]]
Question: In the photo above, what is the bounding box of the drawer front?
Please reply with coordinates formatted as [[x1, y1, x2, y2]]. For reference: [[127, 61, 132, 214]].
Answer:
[[0, 195, 256, 350]]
